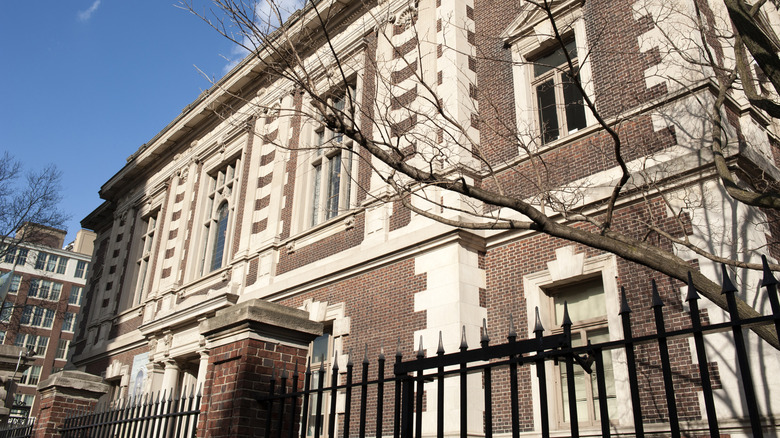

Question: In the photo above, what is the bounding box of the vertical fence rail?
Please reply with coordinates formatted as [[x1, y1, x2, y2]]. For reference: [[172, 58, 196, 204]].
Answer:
[[60, 388, 201, 438]]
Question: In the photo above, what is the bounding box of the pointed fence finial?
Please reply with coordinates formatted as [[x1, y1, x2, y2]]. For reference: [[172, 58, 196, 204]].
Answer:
[[347, 348, 354, 367], [721, 264, 737, 294], [460, 326, 468, 350], [480, 318, 490, 344], [508, 314, 517, 339], [362, 344, 369, 364], [651, 279, 664, 308], [437, 332, 445, 355], [396, 336, 403, 359], [619, 287, 631, 315], [762, 255, 779, 287], [332, 351, 340, 372], [561, 301, 572, 329], [379, 342, 385, 361], [417, 335, 425, 358], [533, 307, 544, 335], [685, 271, 700, 302]]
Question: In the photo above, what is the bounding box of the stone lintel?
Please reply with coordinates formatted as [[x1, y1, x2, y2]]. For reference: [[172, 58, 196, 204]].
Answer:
[[37, 370, 111, 398], [200, 299, 323, 347]]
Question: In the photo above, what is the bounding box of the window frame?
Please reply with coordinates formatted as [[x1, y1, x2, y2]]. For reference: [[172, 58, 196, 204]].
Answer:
[[19, 365, 42, 386], [505, 1, 595, 152], [305, 83, 358, 229], [134, 210, 159, 305], [523, 251, 629, 431], [543, 276, 616, 428], [69, 286, 84, 306], [198, 154, 242, 276], [75, 260, 88, 279]]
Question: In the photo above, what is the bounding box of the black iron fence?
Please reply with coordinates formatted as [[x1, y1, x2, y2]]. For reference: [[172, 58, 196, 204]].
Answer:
[[60, 387, 201, 438], [0, 418, 34, 438], [259, 260, 780, 438]]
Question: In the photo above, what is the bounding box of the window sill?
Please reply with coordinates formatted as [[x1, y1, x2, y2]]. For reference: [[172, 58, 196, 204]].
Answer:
[[285, 212, 357, 254]]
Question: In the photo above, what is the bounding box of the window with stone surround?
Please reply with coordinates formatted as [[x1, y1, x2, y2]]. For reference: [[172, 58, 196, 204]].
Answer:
[[532, 39, 587, 144], [523, 247, 625, 431], [543, 276, 617, 427], [307, 83, 357, 228], [134, 210, 159, 305], [199, 156, 241, 275], [301, 299, 350, 437], [503, 0, 595, 149]]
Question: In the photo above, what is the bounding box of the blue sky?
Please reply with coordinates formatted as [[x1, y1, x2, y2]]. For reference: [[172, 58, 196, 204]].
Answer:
[[0, 1, 242, 244]]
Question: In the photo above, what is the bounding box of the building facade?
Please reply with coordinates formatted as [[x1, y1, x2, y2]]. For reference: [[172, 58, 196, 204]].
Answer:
[[71, 0, 780, 434], [0, 226, 94, 420]]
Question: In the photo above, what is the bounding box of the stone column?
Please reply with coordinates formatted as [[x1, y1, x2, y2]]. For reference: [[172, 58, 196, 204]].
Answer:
[[195, 349, 209, 393], [34, 371, 109, 438], [160, 359, 181, 396], [196, 299, 323, 438]]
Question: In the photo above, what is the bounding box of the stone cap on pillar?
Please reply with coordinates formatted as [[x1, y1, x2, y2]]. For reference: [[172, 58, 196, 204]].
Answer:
[[37, 371, 111, 398], [200, 299, 323, 348]]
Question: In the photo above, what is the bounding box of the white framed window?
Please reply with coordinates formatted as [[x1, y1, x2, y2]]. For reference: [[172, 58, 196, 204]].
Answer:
[[504, 1, 595, 150], [56, 339, 70, 360], [19, 365, 42, 386], [532, 39, 587, 144], [543, 277, 616, 427], [21, 306, 55, 329], [56, 256, 68, 274], [134, 211, 158, 305], [75, 260, 88, 279], [199, 156, 241, 275], [62, 312, 76, 332], [27, 280, 61, 301], [306, 329, 334, 437], [15, 334, 49, 357], [68, 286, 84, 306], [307, 84, 357, 228], [524, 248, 628, 431], [46, 255, 58, 272], [34, 252, 47, 270], [9, 275, 22, 294], [0, 302, 12, 322]]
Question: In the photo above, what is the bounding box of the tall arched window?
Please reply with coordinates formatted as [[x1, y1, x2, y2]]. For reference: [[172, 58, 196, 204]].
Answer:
[[210, 202, 229, 272], [199, 155, 241, 276]]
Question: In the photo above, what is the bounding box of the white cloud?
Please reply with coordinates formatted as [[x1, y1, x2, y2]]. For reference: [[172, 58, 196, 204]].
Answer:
[[77, 0, 102, 22]]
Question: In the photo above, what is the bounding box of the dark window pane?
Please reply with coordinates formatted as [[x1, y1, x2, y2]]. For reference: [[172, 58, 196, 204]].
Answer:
[[326, 156, 341, 219], [210, 203, 229, 272], [563, 70, 587, 133], [537, 79, 559, 143], [534, 40, 578, 77]]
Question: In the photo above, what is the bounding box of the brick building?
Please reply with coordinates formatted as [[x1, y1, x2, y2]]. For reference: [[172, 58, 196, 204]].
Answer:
[[0, 225, 94, 420], [70, 0, 780, 435]]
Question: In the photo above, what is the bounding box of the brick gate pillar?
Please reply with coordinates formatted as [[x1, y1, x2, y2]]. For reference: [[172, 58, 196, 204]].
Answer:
[[33, 371, 110, 438], [196, 299, 323, 438]]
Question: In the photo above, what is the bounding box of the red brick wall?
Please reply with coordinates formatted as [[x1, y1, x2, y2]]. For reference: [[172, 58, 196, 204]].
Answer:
[[277, 256, 427, 436], [34, 390, 100, 438], [196, 339, 309, 438], [483, 195, 704, 432]]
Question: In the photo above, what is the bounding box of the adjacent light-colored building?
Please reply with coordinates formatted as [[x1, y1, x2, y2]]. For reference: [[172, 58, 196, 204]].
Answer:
[[71, 0, 780, 434], [0, 225, 94, 420]]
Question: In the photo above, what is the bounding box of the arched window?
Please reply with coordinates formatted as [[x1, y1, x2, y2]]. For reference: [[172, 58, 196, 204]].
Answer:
[[210, 202, 229, 272]]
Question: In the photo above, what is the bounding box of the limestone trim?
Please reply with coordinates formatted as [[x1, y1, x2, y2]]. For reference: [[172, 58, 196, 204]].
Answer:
[[200, 299, 323, 350], [139, 292, 239, 336]]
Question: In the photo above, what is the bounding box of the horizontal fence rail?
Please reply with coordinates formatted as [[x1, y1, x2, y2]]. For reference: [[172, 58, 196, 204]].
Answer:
[[258, 259, 780, 438], [61, 387, 201, 438]]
